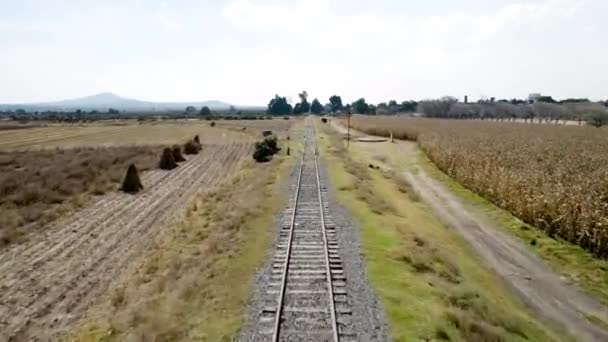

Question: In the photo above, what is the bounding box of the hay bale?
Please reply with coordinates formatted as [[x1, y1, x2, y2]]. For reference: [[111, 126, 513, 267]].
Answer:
[[121, 164, 143, 193], [172, 145, 186, 162], [159, 147, 178, 170], [184, 140, 202, 155]]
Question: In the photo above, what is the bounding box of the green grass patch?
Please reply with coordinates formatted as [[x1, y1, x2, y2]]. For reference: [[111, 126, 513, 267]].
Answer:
[[316, 122, 565, 341], [416, 150, 608, 306]]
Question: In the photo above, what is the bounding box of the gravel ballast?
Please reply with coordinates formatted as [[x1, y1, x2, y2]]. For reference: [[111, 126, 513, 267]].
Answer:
[[238, 127, 388, 341]]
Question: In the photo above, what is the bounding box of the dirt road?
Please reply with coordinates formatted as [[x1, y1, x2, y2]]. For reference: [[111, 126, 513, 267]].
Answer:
[[0, 143, 251, 341], [330, 122, 608, 341]]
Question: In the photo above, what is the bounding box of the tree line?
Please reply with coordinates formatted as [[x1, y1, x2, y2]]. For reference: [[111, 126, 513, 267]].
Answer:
[[266, 92, 418, 116], [417, 97, 608, 127]]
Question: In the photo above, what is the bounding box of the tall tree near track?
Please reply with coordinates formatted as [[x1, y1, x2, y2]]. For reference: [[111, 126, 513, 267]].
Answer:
[[200, 106, 211, 116], [352, 98, 369, 114], [310, 98, 323, 114], [292, 91, 311, 115], [267, 95, 293, 115], [298, 91, 310, 114], [329, 95, 343, 113]]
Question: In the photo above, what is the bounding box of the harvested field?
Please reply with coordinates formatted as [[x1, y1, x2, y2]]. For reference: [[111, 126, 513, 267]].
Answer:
[[346, 116, 608, 257], [0, 146, 158, 246], [0, 121, 251, 150], [215, 118, 295, 138], [0, 143, 252, 340]]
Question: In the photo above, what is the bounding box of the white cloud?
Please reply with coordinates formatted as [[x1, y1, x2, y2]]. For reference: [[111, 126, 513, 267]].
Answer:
[[0, 0, 605, 104]]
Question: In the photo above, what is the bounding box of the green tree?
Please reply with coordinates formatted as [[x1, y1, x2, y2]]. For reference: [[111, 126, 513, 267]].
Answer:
[[352, 98, 369, 114], [311, 98, 323, 114], [368, 104, 377, 115], [298, 91, 310, 113], [200, 106, 211, 116], [329, 95, 343, 113], [400, 100, 417, 112], [267, 95, 293, 115], [586, 107, 608, 127], [185, 106, 197, 113]]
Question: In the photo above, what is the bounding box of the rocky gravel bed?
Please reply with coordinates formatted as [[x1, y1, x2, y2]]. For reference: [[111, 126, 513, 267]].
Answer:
[[238, 128, 388, 341]]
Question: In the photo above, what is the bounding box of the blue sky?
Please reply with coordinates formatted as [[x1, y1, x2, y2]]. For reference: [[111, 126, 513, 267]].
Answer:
[[0, 0, 605, 105]]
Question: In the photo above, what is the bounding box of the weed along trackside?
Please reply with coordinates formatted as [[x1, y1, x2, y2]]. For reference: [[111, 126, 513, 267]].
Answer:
[[316, 120, 564, 341]]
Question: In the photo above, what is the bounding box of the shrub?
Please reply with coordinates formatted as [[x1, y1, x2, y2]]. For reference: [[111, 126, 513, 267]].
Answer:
[[184, 140, 202, 155], [121, 164, 143, 193], [210, 121, 216, 127], [252, 135, 281, 162], [172, 145, 186, 162], [264, 135, 280, 154], [253, 141, 274, 162], [194, 135, 200, 144], [159, 147, 178, 170], [321, 118, 328, 123]]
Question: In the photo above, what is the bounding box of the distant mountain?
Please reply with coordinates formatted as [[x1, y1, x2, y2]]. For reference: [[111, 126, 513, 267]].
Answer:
[[0, 93, 240, 112]]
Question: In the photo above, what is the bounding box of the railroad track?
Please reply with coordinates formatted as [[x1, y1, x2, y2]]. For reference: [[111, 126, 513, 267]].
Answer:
[[256, 123, 355, 341]]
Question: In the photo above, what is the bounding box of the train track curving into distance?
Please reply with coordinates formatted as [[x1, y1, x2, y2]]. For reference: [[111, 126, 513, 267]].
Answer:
[[256, 120, 355, 341]]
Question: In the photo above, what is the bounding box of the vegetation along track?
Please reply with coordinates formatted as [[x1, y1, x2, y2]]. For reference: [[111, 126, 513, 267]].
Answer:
[[0, 143, 252, 340], [253, 124, 353, 341]]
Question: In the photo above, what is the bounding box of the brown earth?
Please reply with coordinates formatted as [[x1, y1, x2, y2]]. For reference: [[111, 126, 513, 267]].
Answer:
[[0, 143, 252, 341]]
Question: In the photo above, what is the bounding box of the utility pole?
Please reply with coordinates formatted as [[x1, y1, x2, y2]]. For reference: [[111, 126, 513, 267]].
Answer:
[[347, 111, 351, 149]]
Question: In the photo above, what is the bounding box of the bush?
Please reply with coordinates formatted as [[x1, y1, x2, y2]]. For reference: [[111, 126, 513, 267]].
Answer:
[[264, 135, 280, 154], [321, 118, 328, 123], [172, 145, 186, 162], [184, 140, 202, 155], [194, 135, 200, 144], [253, 141, 274, 162], [159, 147, 178, 170], [121, 164, 143, 193], [210, 121, 216, 127], [252, 135, 281, 162], [587, 110, 608, 128]]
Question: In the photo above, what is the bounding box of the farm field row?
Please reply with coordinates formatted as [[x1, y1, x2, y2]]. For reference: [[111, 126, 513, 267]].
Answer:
[[316, 122, 563, 341], [0, 121, 263, 150], [345, 116, 608, 257], [0, 145, 159, 246], [73, 125, 302, 341], [331, 116, 608, 339], [0, 142, 253, 340]]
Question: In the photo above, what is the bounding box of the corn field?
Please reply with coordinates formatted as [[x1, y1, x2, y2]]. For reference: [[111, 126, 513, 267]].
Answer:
[[347, 116, 608, 256]]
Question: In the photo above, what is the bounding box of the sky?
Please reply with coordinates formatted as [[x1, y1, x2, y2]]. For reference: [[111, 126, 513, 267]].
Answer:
[[0, 0, 606, 105]]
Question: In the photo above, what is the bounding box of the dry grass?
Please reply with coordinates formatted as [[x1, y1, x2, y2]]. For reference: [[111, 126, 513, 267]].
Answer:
[[347, 116, 608, 256], [0, 146, 158, 246], [71, 148, 292, 341], [316, 123, 559, 341], [0, 121, 252, 150]]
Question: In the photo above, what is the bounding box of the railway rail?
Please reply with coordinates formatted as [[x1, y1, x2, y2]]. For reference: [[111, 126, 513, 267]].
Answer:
[[255, 122, 354, 341]]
